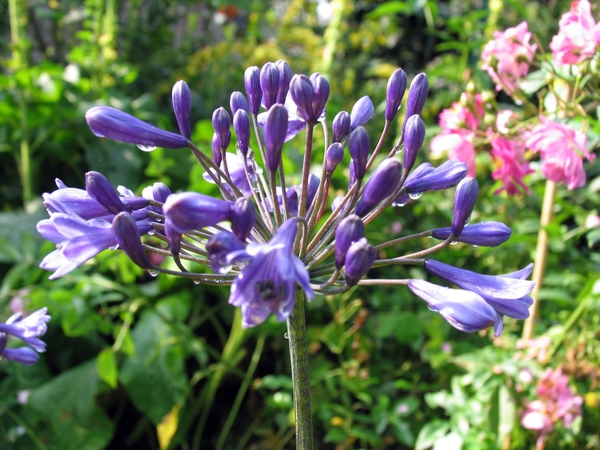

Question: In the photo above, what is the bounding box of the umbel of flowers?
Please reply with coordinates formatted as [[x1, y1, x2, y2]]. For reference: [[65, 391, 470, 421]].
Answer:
[[37, 60, 534, 446]]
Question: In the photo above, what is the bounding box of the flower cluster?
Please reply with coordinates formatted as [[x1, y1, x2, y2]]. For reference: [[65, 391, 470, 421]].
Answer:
[[37, 60, 534, 335], [521, 368, 583, 450], [550, 0, 600, 66], [0, 308, 50, 365]]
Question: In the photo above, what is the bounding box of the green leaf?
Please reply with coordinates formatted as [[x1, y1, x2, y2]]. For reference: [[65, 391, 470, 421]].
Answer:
[[415, 420, 450, 450], [97, 349, 118, 388]]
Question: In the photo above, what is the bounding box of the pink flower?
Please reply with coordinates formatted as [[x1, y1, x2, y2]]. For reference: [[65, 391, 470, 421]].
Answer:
[[481, 22, 537, 94], [430, 131, 477, 176], [490, 135, 533, 195], [585, 214, 600, 228], [550, 0, 600, 66], [527, 116, 594, 189]]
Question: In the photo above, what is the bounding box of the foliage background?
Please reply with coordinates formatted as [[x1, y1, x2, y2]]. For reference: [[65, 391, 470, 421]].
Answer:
[[1, 0, 599, 449]]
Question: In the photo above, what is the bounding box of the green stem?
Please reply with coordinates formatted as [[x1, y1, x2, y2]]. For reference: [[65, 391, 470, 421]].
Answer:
[[286, 290, 313, 449]]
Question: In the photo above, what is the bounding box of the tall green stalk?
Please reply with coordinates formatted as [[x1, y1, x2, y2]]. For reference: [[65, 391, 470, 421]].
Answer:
[[286, 290, 313, 449]]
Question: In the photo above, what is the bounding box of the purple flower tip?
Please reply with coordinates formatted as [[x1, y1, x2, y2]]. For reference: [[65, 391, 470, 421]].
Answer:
[[230, 91, 249, 116], [403, 115, 426, 172], [335, 214, 365, 269], [432, 221, 512, 247], [403, 160, 467, 194], [344, 238, 376, 286], [264, 104, 289, 171], [452, 177, 479, 236], [310, 73, 330, 122], [275, 60, 292, 104], [403, 73, 429, 127], [355, 159, 403, 218], [85, 106, 188, 149], [385, 68, 408, 121], [348, 126, 370, 181], [326, 142, 345, 173], [233, 109, 251, 155], [244, 66, 262, 115], [350, 96, 375, 129], [332, 111, 351, 143], [260, 62, 281, 110], [172, 80, 192, 139], [113, 212, 154, 269], [289, 74, 314, 122], [232, 197, 256, 241], [85, 171, 126, 215], [212, 107, 232, 149], [163, 192, 234, 234]]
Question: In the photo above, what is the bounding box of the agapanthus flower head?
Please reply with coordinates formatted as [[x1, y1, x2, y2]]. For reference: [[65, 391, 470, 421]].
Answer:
[[172, 80, 192, 139], [385, 68, 408, 121], [527, 116, 594, 190], [550, 0, 600, 66], [85, 106, 188, 149], [0, 308, 50, 365], [244, 66, 262, 115], [481, 21, 537, 94]]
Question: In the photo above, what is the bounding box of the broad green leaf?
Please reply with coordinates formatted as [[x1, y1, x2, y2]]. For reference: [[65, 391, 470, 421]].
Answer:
[[96, 348, 118, 388]]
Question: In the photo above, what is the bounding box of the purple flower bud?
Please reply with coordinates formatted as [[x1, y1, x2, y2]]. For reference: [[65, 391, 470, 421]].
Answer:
[[85, 106, 188, 149], [85, 171, 126, 215], [306, 174, 321, 211], [403, 115, 425, 172], [212, 107, 231, 149], [244, 66, 262, 115], [452, 177, 479, 236], [408, 279, 499, 333], [310, 73, 330, 121], [349, 160, 357, 188], [163, 192, 234, 233], [350, 96, 374, 129], [260, 62, 280, 110], [232, 197, 256, 241], [332, 111, 351, 142], [344, 238, 376, 286], [206, 231, 248, 274], [348, 126, 370, 180], [289, 74, 314, 122], [393, 163, 434, 206], [355, 159, 403, 217], [113, 212, 154, 269], [326, 142, 344, 173], [432, 221, 512, 247], [403, 73, 428, 133], [403, 160, 467, 194], [233, 109, 251, 155], [385, 68, 408, 121], [211, 133, 222, 165], [264, 104, 288, 171], [1, 346, 40, 365], [331, 195, 344, 212], [172, 80, 192, 139], [335, 214, 365, 268], [152, 182, 172, 203], [230, 91, 249, 116], [275, 60, 292, 104]]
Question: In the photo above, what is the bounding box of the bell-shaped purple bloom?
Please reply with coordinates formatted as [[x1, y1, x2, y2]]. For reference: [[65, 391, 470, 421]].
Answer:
[[403, 73, 428, 130], [113, 212, 154, 269], [348, 126, 370, 181], [408, 279, 499, 334], [326, 142, 345, 173], [212, 107, 231, 149], [206, 231, 248, 274], [332, 111, 351, 143], [350, 96, 375, 129], [264, 104, 288, 171], [228, 219, 314, 328], [452, 177, 479, 236], [344, 238, 376, 286], [163, 192, 234, 234], [172, 80, 192, 139], [403, 115, 425, 172], [403, 160, 467, 194], [424, 260, 535, 322], [335, 214, 365, 269], [0, 308, 50, 353], [85, 106, 188, 149], [86, 171, 127, 215], [232, 197, 256, 241], [230, 91, 249, 116], [385, 68, 408, 121], [355, 158, 403, 218], [275, 60, 292, 104], [431, 221, 512, 247], [244, 66, 262, 115], [233, 109, 251, 155], [260, 62, 280, 110]]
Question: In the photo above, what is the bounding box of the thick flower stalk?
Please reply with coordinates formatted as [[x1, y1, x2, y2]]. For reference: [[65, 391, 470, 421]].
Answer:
[[37, 60, 534, 449]]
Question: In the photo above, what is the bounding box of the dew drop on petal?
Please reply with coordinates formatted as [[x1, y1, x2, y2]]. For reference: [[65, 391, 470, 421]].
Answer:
[[137, 144, 157, 152], [408, 192, 422, 200]]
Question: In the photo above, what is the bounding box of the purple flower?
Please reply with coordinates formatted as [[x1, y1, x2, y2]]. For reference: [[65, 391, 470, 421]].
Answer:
[[172, 80, 192, 139], [403, 115, 426, 172], [113, 212, 154, 269], [355, 158, 403, 218], [228, 219, 314, 328], [0, 308, 50, 353], [431, 221, 512, 247], [335, 215, 365, 269], [408, 280, 499, 333], [233, 109, 251, 155], [230, 91, 249, 116], [232, 197, 256, 241], [350, 96, 375, 129], [452, 177, 479, 236], [257, 93, 308, 142], [244, 66, 262, 115], [85, 106, 188, 149], [344, 238, 376, 286], [206, 231, 248, 274], [326, 143, 345, 173], [275, 60, 292, 104], [86, 171, 127, 215], [424, 260, 535, 324], [403, 73, 428, 130], [212, 107, 231, 149], [403, 160, 467, 194], [260, 62, 280, 110], [163, 192, 234, 234], [332, 111, 351, 143], [385, 68, 408, 121], [202, 152, 257, 197], [348, 126, 370, 181], [264, 104, 288, 171]]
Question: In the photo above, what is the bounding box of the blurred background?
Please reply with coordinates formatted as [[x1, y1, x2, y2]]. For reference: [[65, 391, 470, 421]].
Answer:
[[1, 0, 599, 449]]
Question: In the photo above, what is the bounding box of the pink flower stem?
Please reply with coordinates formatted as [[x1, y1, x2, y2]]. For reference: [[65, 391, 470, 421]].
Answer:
[[522, 179, 556, 341]]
